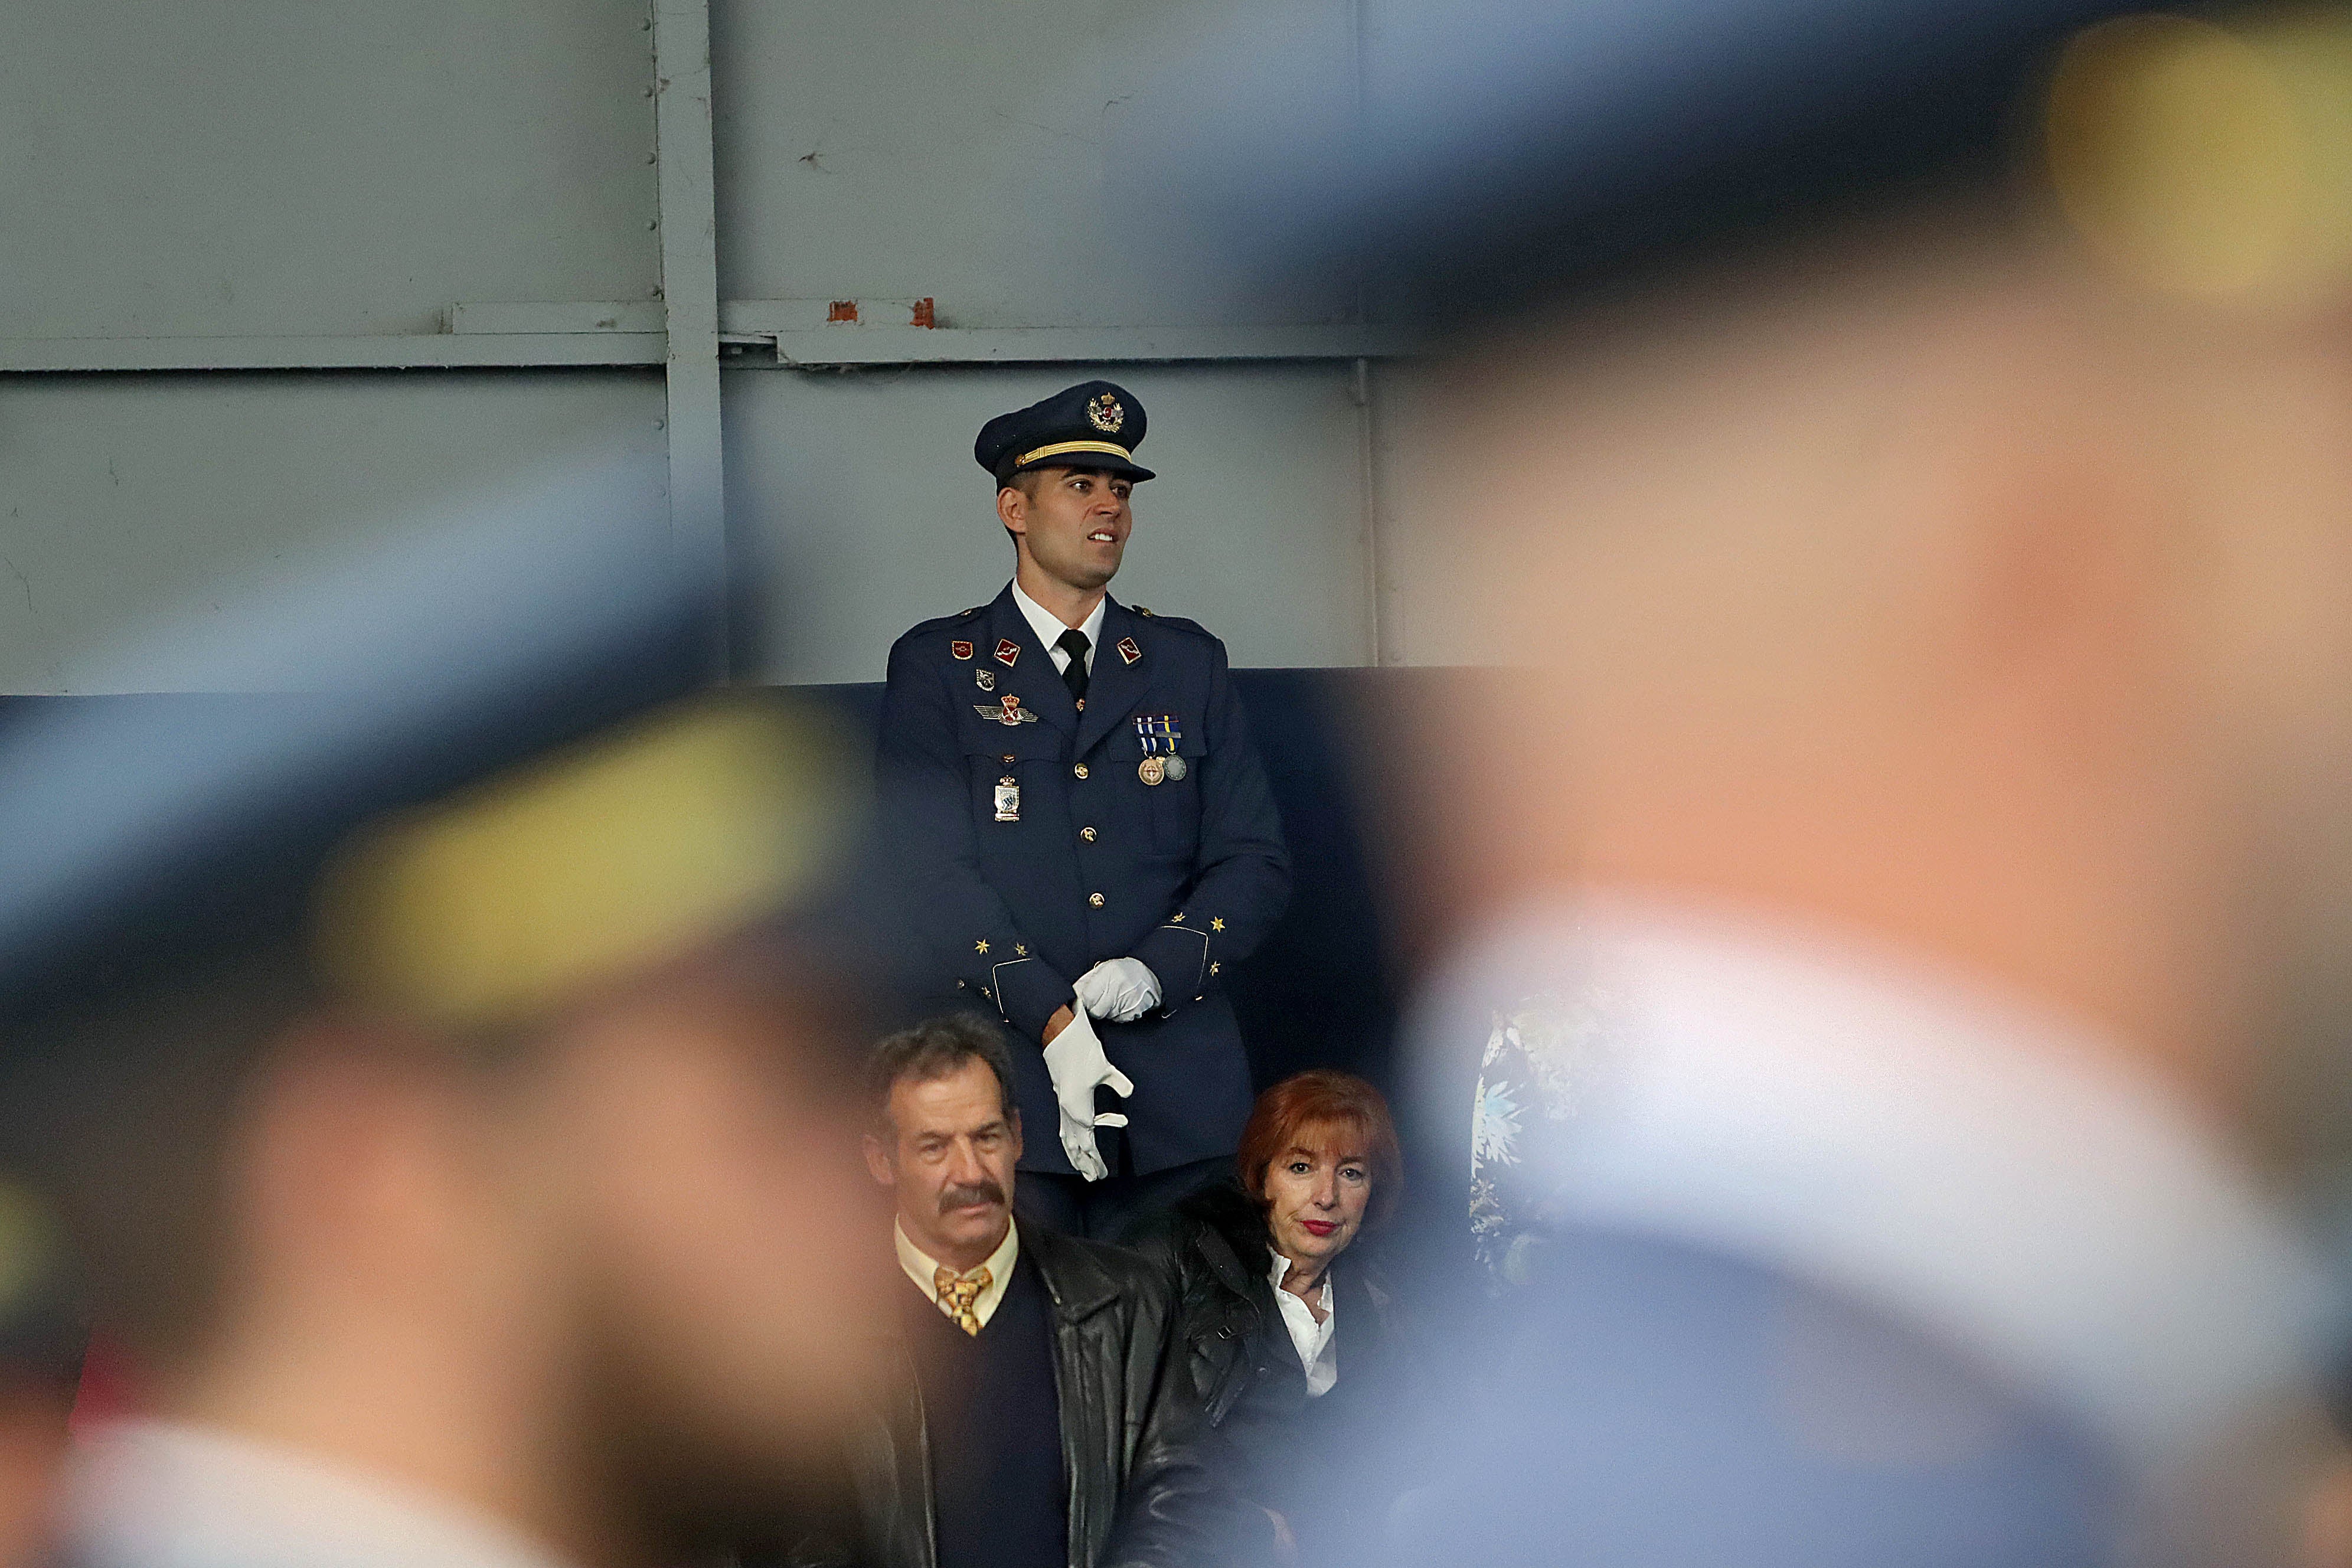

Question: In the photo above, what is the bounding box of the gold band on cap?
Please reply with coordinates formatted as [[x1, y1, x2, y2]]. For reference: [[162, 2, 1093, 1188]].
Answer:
[[312, 693, 854, 1025], [2046, 10, 2352, 303], [1015, 439, 1133, 468], [0, 1181, 58, 1319]]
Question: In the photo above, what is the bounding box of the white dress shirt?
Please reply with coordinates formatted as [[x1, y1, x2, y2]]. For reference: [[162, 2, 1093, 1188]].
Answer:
[[1270, 1252, 1338, 1397], [896, 1216, 1021, 1331], [1415, 889, 2334, 1472], [65, 1419, 575, 1568], [1010, 579, 1106, 678]]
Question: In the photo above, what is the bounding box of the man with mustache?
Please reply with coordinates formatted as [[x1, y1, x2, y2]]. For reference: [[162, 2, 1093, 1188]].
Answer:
[[877, 382, 1291, 1240], [852, 1014, 1237, 1568]]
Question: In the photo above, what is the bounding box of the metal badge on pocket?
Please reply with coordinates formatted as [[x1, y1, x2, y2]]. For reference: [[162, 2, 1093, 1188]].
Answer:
[[994, 776, 1021, 822]]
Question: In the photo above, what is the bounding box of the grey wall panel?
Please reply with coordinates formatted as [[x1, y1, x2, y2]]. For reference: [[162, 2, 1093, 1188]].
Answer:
[[1, 1, 660, 338], [0, 372, 667, 692], [728, 364, 1374, 683], [710, 0, 1358, 329]]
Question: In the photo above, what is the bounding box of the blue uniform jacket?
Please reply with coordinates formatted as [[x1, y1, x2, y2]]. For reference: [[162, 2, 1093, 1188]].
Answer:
[[878, 586, 1292, 1175]]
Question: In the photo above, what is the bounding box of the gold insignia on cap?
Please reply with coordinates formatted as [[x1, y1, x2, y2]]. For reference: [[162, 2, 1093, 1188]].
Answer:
[[1087, 393, 1125, 434], [313, 694, 852, 1026]]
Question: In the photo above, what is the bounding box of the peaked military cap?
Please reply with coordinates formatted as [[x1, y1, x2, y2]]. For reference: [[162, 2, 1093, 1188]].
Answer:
[[0, 465, 857, 1047], [1136, 0, 2341, 326], [974, 380, 1155, 486]]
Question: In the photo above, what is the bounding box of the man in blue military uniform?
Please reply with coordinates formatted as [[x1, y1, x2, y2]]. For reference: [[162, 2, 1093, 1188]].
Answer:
[[878, 380, 1291, 1241]]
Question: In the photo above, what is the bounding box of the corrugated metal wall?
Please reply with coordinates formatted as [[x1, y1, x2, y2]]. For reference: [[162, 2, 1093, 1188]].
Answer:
[[1, 0, 1413, 691]]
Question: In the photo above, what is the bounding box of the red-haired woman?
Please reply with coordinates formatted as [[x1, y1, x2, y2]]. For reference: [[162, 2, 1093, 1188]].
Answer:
[[1135, 1069, 1417, 1557]]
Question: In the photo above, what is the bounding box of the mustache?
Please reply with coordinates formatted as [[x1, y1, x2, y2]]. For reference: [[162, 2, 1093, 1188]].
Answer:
[[939, 1180, 1006, 1213]]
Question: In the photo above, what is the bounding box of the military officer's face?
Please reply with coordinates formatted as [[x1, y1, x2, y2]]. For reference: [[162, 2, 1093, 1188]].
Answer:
[[1000, 466, 1132, 593]]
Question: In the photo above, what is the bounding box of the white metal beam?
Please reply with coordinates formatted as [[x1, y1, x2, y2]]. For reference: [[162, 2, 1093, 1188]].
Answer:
[[721, 314, 1410, 368], [652, 0, 729, 667], [0, 335, 667, 373]]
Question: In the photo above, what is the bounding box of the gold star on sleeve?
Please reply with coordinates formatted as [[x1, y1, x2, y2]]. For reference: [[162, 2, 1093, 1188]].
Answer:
[[975, 939, 990, 954], [1210, 961, 1221, 975], [1015, 943, 1028, 956], [1210, 918, 1226, 933]]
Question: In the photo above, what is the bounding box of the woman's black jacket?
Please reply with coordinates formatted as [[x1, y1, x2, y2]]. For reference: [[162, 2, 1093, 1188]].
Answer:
[[1128, 1180, 1419, 1510]]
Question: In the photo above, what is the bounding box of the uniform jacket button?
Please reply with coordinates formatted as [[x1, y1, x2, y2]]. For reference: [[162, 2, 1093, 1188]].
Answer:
[[1089, 893, 1106, 908], [1080, 826, 1097, 842], [1073, 763, 1089, 779]]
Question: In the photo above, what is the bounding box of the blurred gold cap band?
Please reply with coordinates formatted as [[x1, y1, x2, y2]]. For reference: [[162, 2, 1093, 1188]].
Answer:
[[2046, 9, 2352, 302], [313, 694, 852, 1025], [0, 1181, 58, 1319]]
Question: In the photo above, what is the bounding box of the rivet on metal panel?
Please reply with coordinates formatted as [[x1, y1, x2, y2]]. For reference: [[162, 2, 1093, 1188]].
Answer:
[[828, 301, 860, 323], [646, 219, 659, 230], [910, 298, 937, 328], [643, 85, 656, 97]]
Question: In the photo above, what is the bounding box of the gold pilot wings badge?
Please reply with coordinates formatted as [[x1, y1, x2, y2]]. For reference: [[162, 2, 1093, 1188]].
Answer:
[[976, 693, 1038, 726]]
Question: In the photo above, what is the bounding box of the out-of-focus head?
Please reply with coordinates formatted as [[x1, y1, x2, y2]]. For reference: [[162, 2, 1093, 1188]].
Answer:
[[1239, 1070, 1402, 1269], [0, 491, 890, 1560], [1161, 0, 2352, 1172], [862, 1016, 1023, 1270]]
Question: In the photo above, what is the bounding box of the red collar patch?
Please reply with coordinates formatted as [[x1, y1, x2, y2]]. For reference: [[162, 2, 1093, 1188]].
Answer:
[[1117, 636, 1142, 665]]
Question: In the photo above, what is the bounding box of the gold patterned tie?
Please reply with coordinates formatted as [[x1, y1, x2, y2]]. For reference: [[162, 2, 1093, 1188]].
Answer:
[[934, 1265, 991, 1336]]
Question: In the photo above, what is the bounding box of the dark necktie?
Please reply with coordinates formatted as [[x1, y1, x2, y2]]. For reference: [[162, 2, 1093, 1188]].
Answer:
[[1056, 628, 1090, 707]]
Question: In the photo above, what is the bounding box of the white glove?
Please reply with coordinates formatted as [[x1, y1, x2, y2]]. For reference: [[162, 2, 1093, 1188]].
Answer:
[[1073, 957, 1162, 1023], [1041, 1007, 1134, 1182]]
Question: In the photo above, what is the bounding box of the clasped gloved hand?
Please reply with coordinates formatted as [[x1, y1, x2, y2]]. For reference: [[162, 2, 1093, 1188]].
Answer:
[[1041, 1005, 1133, 1181], [1073, 956, 1162, 1023]]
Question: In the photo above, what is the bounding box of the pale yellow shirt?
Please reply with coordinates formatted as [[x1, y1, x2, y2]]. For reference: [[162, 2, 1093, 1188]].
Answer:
[[896, 1216, 1021, 1330]]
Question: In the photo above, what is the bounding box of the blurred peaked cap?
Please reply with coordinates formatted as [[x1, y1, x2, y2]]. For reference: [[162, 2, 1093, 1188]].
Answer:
[[975, 381, 1155, 485], [0, 464, 857, 1040], [1131, 0, 2262, 325]]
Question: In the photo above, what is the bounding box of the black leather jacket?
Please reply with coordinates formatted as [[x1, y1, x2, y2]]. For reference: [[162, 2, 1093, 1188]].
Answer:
[[1131, 1182, 1418, 1537], [1140, 1182, 1414, 1423], [815, 1223, 1241, 1568]]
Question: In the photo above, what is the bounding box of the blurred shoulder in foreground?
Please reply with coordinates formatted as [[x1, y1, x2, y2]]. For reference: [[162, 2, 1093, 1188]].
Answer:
[[1142, 0, 2352, 1560]]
